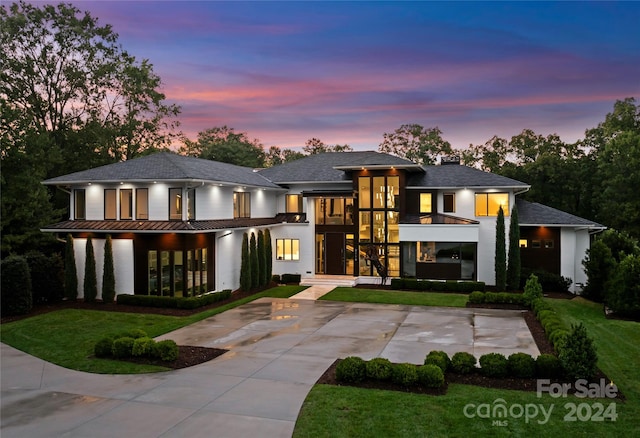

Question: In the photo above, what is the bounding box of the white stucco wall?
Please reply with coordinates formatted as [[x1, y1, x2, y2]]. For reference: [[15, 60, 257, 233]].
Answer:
[[561, 228, 590, 292], [73, 238, 134, 298]]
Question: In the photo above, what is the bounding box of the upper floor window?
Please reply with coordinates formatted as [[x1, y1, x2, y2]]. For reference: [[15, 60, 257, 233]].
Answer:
[[475, 193, 509, 217], [75, 189, 86, 220], [136, 188, 149, 220], [120, 189, 133, 220], [169, 188, 182, 220], [286, 194, 303, 213], [187, 190, 195, 220], [443, 193, 455, 213], [234, 192, 251, 218], [420, 193, 432, 214], [315, 198, 354, 225], [104, 189, 117, 220]]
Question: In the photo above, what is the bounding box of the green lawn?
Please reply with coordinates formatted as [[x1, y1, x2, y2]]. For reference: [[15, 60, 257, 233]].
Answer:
[[320, 287, 469, 307], [294, 295, 640, 437], [0, 286, 305, 374]]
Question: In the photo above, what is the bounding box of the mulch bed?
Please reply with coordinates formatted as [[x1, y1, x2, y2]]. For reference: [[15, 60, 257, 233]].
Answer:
[[124, 345, 228, 370]]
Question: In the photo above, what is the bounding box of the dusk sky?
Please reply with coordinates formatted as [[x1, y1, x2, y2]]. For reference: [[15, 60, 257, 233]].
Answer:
[[52, 1, 640, 151]]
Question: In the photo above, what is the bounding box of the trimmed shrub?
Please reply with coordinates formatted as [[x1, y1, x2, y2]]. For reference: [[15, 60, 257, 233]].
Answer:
[[153, 340, 179, 361], [521, 268, 572, 293], [548, 329, 568, 351], [605, 254, 640, 318], [240, 232, 251, 291], [83, 236, 98, 303], [451, 352, 477, 374], [1, 255, 33, 317], [507, 352, 536, 378], [94, 336, 115, 358], [484, 292, 498, 303], [132, 337, 156, 357], [258, 230, 267, 287], [417, 364, 445, 388], [265, 228, 273, 285], [536, 354, 563, 379], [559, 323, 598, 380], [250, 232, 259, 289], [424, 350, 451, 372], [479, 353, 508, 377], [507, 205, 521, 290], [117, 291, 231, 309], [468, 291, 485, 304], [390, 278, 485, 293], [64, 234, 78, 300], [336, 356, 366, 384], [495, 205, 507, 291], [271, 274, 281, 284], [26, 251, 64, 305], [281, 273, 301, 284], [102, 235, 116, 304], [391, 363, 419, 387], [523, 274, 543, 306], [365, 357, 393, 381], [112, 337, 135, 358]]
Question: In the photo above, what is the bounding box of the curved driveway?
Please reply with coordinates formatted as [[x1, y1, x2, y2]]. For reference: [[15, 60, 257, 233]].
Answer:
[[1, 298, 538, 437]]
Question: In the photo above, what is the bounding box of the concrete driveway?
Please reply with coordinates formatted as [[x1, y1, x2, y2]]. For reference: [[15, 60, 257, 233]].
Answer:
[[1, 298, 538, 438]]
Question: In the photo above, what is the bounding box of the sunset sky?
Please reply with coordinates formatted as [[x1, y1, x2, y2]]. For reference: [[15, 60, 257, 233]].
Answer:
[[51, 1, 640, 150]]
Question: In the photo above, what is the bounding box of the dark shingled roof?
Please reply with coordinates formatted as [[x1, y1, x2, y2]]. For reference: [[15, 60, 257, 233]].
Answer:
[[43, 152, 281, 188], [257, 151, 420, 183], [517, 199, 606, 228], [407, 164, 529, 188]]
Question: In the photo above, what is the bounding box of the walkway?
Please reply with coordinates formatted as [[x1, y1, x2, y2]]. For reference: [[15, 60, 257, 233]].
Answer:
[[1, 298, 539, 438]]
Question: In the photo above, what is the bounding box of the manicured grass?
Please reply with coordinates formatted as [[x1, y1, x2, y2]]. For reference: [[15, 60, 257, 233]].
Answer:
[[0, 286, 305, 374], [294, 296, 640, 437], [320, 287, 469, 307]]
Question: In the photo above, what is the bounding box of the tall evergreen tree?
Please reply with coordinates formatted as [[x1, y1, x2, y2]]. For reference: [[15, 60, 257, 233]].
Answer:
[[495, 206, 507, 291], [265, 228, 273, 284], [102, 235, 116, 303], [257, 230, 267, 287], [64, 234, 78, 300], [240, 232, 251, 291], [83, 236, 97, 302], [250, 232, 259, 289], [507, 205, 521, 290]]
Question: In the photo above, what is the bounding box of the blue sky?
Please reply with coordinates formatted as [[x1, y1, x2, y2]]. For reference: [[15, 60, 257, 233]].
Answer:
[[50, 1, 640, 150]]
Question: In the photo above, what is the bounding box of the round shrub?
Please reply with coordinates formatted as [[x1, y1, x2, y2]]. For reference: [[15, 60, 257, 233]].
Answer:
[[111, 337, 135, 359], [451, 352, 477, 374], [336, 356, 367, 383], [132, 337, 156, 357], [479, 353, 508, 377], [94, 337, 114, 358], [468, 291, 485, 304], [365, 357, 393, 381], [549, 329, 568, 350], [391, 363, 419, 387], [507, 352, 536, 378], [536, 354, 563, 379], [424, 350, 451, 372], [417, 364, 445, 388], [152, 339, 179, 362]]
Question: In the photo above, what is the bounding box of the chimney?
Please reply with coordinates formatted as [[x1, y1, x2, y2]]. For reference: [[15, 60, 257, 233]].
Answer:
[[441, 156, 461, 165]]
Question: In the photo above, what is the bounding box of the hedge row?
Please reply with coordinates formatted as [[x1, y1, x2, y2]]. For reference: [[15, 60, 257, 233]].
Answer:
[[336, 356, 445, 389], [116, 290, 232, 309], [468, 291, 527, 306], [94, 329, 179, 362], [390, 278, 486, 293]]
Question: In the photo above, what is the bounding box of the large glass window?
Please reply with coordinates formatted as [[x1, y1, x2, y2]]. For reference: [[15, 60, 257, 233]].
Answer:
[[234, 192, 251, 218], [169, 188, 182, 220], [276, 238, 300, 261], [315, 198, 354, 225], [120, 189, 133, 220], [136, 189, 148, 220], [475, 193, 509, 217], [420, 193, 432, 213], [104, 189, 117, 220], [187, 190, 195, 220], [286, 194, 303, 213], [358, 177, 370, 208], [75, 189, 86, 220]]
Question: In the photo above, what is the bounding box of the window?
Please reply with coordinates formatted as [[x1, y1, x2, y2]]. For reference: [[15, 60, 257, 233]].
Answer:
[[475, 193, 509, 216], [544, 240, 554, 249], [286, 194, 303, 213], [104, 189, 117, 220], [169, 188, 182, 220], [75, 189, 86, 219], [443, 193, 455, 213], [420, 193, 432, 213], [234, 192, 251, 218], [359, 177, 371, 208], [276, 238, 300, 260], [120, 189, 133, 220], [136, 189, 148, 220], [187, 190, 195, 220], [519, 239, 528, 248]]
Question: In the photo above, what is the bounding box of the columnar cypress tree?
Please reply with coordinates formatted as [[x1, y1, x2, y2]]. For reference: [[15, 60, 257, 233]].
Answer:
[[84, 236, 98, 302], [495, 206, 507, 291], [250, 232, 259, 289], [64, 234, 78, 300], [265, 228, 273, 284], [102, 235, 116, 303], [240, 232, 251, 291], [257, 230, 267, 287], [507, 205, 521, 290]]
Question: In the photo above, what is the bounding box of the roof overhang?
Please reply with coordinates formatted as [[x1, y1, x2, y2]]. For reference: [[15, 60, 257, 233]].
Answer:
[[43, 179, 285, 191], [333, 164, 424, 172]]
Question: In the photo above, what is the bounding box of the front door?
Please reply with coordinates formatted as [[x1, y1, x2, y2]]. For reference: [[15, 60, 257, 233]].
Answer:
[[325, 232, 345, 275]]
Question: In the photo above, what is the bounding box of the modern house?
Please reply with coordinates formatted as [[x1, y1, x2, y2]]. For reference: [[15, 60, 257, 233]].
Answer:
[[41, 151, 604, 297]]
